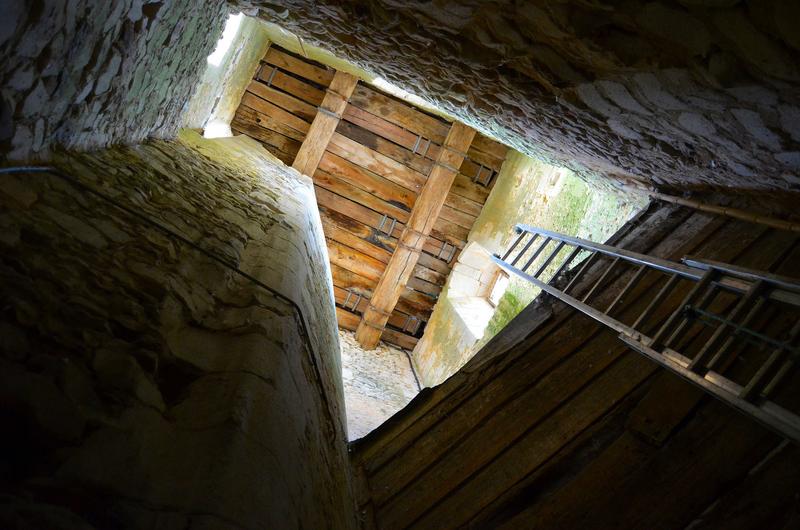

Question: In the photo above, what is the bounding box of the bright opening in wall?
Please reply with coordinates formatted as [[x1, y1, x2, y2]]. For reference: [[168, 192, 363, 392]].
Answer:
[[207, 13, 243, 67], [487, 270, 510, 307]]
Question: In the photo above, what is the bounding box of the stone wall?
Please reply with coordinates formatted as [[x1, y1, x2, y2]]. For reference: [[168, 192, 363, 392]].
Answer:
[[412, 243, 501, 387], [0, 131, 357, 529], [237, 1, 800, 193], [339, 330, 418, 440], [1, 0, 228, 160]]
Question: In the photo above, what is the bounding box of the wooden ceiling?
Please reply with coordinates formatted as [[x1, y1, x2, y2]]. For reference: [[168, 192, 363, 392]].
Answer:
[[231, 45, 508, 351]]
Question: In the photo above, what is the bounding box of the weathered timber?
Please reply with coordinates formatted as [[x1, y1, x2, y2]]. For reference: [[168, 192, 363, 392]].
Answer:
[[330, 263, 436, 319], [257, 63, 326, 106], [319, 152, 416, 210], [315, 186, 454, 256], [245, 80, 317, 122], [314, 169, 411, 224], [241, 91, 310, 136], [234, 103, 307, 142], [264, 47, 334, 86], [337, 307, 419, 350], [327, 132, 427, 192], [327, 238, 386, 282], [348, 84, 450, 143], [231, 112, 301, 155], [355, 122, 476, 349], [293, 71, 359, 176], [342, 105, 421, 151], [336, 120, 434, 175], [356, 205, 692, 478], [334, 286, 414, 330], [322, 216, 446, 289]]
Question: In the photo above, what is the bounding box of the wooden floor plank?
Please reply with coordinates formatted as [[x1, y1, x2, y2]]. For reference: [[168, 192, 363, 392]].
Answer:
[[240, 91, 310, 135], [234, 105, 307, 143], [231, 113, 301, 156], [319, 152, 416, 211], [315, 186, 452, 256], [328, 132, 427, 193], [336, 120, 434, 175], [357, 204, 691, 477], [257, 64, 326, 106], [342, 105, 422, 153], [327, 238, 386, 282], [349, 84, 450, 144], [245, 80, 318, 122], [331, 264, 434, 319], [264, 47, 334, 87]]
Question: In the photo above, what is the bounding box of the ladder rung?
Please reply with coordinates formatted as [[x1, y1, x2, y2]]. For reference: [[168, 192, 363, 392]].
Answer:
[[689, 280, 764, 373], [706, 297, 766, 371], [582, 257, 620, 303], [632, 274, 680, 330], [564, 251, 599, 294], [533, 241, 565, 278], [762, 358, 795, 398], [741, 319, 800, 400], [502, 231, 526, 261], [510, 234, 537, 267], [652, 269, 717, 350], [550, 245, 582, 285], [605, 264, 647, 315], [522, 237, 552, 272], [663, 279, 720, 351]]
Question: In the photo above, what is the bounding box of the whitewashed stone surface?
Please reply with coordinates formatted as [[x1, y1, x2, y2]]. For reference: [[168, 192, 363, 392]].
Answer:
[[340, 330, 419, 440]]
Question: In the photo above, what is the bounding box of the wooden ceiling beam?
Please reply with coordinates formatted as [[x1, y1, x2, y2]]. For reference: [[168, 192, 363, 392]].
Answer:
[[291, 70, 358, 176], [355, 121, 476, 349]]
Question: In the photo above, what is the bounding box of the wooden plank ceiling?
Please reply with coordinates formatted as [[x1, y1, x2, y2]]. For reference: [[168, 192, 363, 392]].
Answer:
[[232, 45, 509, 351]]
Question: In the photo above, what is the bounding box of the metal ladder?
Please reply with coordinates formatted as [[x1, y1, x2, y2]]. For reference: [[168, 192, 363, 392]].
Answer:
[[493, 224, 800, 443]]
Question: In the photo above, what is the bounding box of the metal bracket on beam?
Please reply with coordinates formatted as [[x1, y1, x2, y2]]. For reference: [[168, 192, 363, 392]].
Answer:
[[412, 136, 432, 158], [473, 163, 495, 186], [438, 242, 456, 263], [342, 289, 363, 312], [317, 106, 342, 119], [402, 315, 421, 335], [264, 66, 278, 86], [378, 214, 397, 236]]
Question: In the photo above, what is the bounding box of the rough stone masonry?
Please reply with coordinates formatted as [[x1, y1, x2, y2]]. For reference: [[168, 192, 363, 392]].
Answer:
[[237, 0, 800, 193], [0, 132, 358, 529], [0, 0, 228, 160]]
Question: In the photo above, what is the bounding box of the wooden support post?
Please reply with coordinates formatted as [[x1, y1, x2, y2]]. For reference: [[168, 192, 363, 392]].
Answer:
[[292, 71, 358, 176], [355, 122, 476, 349]]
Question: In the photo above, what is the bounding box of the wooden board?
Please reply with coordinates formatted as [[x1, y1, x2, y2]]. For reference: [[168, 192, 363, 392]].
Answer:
[[233, 45, 511, 348], [257, 63, 326, 106], [355, 122, 476, 349], [337, 307, 419, 350], [293, 71, 358, 176], [264, 47, 334, 87], [245, 80, 317, 122], [348, 84, 451, 143]]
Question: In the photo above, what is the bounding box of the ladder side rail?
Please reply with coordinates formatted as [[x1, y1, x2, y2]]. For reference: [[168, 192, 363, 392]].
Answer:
[[514, 224, 701, 280], [621, 334, 800, 443]]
